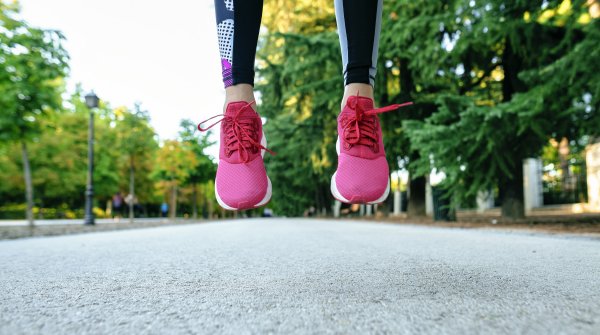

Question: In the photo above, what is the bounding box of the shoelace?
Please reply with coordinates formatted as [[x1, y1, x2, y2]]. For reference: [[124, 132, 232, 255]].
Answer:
[[198, 101, 274, 163], [343, 95, 413, 152]]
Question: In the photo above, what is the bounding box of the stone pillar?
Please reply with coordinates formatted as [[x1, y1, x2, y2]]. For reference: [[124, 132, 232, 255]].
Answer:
[[393, 190, 402, 216], [425, 176, 433, 217], [523, 158, 543, 213], [333, 200, 342, 218], [365, 204, 373, 216], [586, 143, 600, 210], [476, 190, 494, 213]]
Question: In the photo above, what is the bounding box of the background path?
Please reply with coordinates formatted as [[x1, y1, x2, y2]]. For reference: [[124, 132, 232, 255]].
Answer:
[[0, 218, 168, 227]]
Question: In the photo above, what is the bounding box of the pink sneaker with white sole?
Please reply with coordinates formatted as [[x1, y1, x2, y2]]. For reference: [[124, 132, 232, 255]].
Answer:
[[198, 101, 273, 211], [331, 95, 412, 204]]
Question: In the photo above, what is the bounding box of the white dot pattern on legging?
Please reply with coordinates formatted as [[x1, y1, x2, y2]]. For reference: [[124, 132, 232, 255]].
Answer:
[[224, 0, 233, 11], [217, 19, 234, 62]]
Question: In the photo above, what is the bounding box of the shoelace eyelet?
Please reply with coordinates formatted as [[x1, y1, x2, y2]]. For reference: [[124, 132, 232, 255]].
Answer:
[[372, 143, 379, 153]]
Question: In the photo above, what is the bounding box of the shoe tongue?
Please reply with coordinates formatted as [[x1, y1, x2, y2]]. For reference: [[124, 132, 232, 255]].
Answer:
[[346, 96, 374, 113], [225, 101, 257, 117]]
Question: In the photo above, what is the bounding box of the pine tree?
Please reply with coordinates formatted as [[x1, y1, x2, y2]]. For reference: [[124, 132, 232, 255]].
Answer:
[[404, 0, 599, 218]]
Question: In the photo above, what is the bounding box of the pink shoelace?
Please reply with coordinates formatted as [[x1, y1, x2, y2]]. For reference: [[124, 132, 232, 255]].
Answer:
[[198, 101, 274, 163], [342, 95, 413, 152]]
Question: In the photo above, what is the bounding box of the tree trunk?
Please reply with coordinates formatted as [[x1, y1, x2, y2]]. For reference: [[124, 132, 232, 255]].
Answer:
[[21, 140, 34, 227], [192, 183, 198, 219], [129, 158, 135, 223], [499, 35, 526, 220], [170, 183, 177, 219], [321, 184, 330, 216], [502, 30, 526, 101], [314, 183, 321, 217], [399, 58, 427, 218], [199, 185, 206, 219], [399, 57, 415, 94], [407, 175, 427, 217], [499, 162, 525, 219], [207, 185, 214, 219]]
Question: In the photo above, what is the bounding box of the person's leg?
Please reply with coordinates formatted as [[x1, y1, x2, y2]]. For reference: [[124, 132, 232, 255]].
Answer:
[[215, 0, 263, 107], [332, 0, 412, 204], [202, 0, 271, 211], [334, 0, 382, 107]]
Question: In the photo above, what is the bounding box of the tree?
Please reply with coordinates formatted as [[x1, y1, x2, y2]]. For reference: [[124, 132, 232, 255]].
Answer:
[[404, 0, 599, 219], [0, 89, 131, 218], [114, 105, 158, 221], [178, 119, 216, 219], [154, 139, 198, 218], [68, 89, 122, 209], [257, 1, 347, 215], [0, 1, 69, 225], [376, 1, 457, 216], [258, 0, 445, 216]]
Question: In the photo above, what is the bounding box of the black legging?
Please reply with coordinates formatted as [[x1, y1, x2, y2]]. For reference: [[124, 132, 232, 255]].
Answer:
[[214, 0, 382, 88]]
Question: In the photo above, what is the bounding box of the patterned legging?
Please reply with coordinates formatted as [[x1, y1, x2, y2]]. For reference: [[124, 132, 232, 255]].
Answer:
[[214, 0, 383, 88]]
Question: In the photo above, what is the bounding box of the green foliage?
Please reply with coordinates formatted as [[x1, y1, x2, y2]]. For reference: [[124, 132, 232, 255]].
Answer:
[[258, 31, 341, 215], [0, 3, 214, 219], [0, 93, 145, 210], [114, 104, 158, 203], [257, 1, 442, 215], [405, 94, 547, 205], [0, 0, 69, 142], [516, 18, 600, 138], [154, 140, 197, 185], [403, 0, 598, 217], [257, 0, 598, 218], [376, 1, 457, 179], [175, 119, 218, 217], [178, 119, 216, 186], [0, 1, 69, 222]]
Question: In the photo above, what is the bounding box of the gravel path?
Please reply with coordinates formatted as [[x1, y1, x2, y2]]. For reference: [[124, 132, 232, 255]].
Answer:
[[1, 219, 599, 334]]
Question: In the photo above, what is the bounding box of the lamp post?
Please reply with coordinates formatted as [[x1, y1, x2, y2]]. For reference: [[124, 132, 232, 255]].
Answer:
[[84, 92, 100, 225]]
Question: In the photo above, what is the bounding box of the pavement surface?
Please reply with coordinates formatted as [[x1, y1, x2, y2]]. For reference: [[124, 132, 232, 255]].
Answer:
[[1, 219, 599, 334], [0, 218, 168, 227]]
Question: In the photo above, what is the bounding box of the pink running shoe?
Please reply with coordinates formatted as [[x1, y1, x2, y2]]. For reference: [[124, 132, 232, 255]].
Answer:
[[331, 95, 412, 204], [198, 101, 273, 211]]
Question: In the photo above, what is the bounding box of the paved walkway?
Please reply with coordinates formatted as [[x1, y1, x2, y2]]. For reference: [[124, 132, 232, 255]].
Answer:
[[1, 219, 599, 334], [0, 218, 168, 227]]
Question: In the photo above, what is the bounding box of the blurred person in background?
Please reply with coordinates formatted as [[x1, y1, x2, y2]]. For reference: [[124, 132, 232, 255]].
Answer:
[[112, 192, 124, 219], [161, 202, 169, 218], [200, 0, 411, 211]]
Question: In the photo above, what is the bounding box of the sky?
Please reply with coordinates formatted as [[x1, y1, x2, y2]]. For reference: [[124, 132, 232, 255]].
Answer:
[[19, 0, 223, 146]]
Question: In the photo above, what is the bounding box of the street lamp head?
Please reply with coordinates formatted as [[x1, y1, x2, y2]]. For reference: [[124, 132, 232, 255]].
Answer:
[[85, 92, 100, 109]]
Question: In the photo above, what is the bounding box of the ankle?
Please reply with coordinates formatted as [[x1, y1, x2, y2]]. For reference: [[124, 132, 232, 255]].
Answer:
[[224, 84, 255, 110], [342, 83, 374, 108]]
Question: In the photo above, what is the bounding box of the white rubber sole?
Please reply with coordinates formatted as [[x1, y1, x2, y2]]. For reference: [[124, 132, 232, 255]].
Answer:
[[215, 132, 272, 211], [331, 137, 390, 205]]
